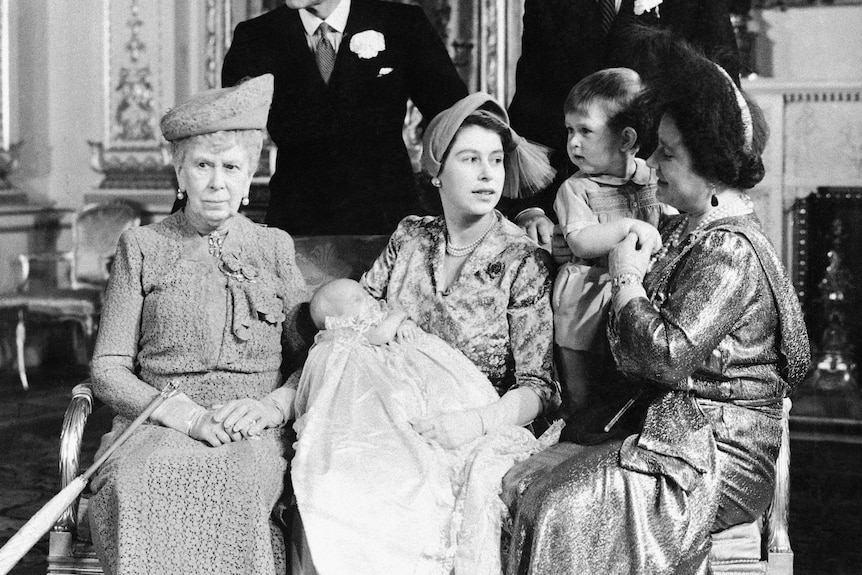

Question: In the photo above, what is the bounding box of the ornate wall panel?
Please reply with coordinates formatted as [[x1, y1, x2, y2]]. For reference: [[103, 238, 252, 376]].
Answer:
[[89, 0, 177, 197], [784, 94, 862, 188], [86, 0, 521, 215], [0, 0, 21, 196]]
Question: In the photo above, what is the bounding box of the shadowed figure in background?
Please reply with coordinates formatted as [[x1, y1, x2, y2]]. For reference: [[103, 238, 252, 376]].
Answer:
[[220, 0, 468, 236], [506, 0, 741, 247]]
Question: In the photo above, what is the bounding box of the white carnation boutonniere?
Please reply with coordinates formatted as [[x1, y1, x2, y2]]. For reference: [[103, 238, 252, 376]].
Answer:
[[350, 30, 386, 59], [634, 0, 662, 16]]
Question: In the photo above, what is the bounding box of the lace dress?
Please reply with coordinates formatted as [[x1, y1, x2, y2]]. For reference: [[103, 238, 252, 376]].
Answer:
[[292, 300, 561, 575], [88, 211, 308, 575]]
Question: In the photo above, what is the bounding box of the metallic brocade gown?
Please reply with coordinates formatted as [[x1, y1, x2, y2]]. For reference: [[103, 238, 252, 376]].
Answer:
[[506, 213, 810, 575]]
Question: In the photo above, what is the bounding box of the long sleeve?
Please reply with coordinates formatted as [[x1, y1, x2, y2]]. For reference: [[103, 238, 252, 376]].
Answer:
[[359, 221, 404, 300], [507, 250, 561, 414], [91, 230, 161, 419], [608, 230, 760, 389], [222, 20, 275, 88]]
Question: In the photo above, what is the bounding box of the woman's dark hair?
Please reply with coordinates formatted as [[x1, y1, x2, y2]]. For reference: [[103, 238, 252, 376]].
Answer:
[[632, 28, 768, 190], [417, 109, 514, 214]]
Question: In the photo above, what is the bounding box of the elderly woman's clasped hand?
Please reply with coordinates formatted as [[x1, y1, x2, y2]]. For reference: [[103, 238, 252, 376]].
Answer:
[[186, 398, 285, 446]]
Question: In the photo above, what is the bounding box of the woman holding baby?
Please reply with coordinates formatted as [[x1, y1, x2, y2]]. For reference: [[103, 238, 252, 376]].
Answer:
[[290, 92, 562, 575]]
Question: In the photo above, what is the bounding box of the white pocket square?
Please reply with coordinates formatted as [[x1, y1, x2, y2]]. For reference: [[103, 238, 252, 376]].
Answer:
[[377, 67, 394, 77]]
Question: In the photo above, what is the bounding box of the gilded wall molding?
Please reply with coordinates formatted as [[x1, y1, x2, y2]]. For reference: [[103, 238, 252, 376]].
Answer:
[[0, 0, 22, 193], [90, 0, 174, 191]]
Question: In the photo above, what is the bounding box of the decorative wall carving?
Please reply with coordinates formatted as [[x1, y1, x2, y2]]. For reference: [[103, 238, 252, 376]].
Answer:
[[0, 0, 22, 194], [86, 0, 521, 213], [783, 89, 862, 188]]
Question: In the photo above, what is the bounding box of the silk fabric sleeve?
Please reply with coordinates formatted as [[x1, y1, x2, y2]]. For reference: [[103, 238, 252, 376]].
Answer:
[[507, 250, 561, 414], [608, 230, 761, 388], [360, 220, 405, 300]]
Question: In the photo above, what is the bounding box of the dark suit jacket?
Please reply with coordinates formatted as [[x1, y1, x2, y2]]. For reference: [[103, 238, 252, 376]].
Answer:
[[223, 1, 467, 235], [503, 0, 740, 219]]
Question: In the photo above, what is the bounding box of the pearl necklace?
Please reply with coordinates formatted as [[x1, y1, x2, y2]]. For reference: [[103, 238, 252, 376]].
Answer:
[[649, 192, 753, 271], [446, 217, 496, 257]]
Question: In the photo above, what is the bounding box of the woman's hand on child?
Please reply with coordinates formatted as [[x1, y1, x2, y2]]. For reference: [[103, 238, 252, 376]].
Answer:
[[627, 220, 662, 254], [412, 409, 483, 449], [396, 319, 420, 343], [609, 233, 651, 279]]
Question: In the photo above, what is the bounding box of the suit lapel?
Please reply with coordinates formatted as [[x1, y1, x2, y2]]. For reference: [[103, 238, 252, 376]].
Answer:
[[282, 7, 328, 88], [560, 0, 605, 66], [328, 0, 377, 91]]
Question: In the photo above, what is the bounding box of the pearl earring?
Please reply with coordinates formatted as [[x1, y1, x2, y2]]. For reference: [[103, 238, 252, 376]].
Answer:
[[241, 196, 250, 206], [176, 188, 185, 200], [431, 177, 441, 188], [711, 194, 719, 207]]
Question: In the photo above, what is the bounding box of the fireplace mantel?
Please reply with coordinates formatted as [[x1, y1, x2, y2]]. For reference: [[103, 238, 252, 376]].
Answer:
[[743, 78, 862, 266]]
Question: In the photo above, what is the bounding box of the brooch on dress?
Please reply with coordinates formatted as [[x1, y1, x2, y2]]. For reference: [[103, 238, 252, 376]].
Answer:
[[219, 250, 259, 283]]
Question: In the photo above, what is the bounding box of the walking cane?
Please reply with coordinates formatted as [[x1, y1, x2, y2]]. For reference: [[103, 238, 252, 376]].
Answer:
[[0, 382, 180, 575]]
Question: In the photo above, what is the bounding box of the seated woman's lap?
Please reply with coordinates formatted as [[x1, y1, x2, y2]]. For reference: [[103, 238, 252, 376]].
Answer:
[[506, 439, 721, 574]]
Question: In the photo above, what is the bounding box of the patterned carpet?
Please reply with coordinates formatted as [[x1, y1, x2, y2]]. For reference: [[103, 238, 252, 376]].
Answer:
[[1, 368, 861, 575]]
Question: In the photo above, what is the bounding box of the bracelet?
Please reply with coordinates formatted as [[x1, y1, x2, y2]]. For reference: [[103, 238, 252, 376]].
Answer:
[[262, 396, 288, 426], [514, 207, 545, 225], [611, 272, 642, 296], [184, 407, 206, 437]]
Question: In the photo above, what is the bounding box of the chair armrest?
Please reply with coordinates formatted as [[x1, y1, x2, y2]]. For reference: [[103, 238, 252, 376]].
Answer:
[[765, 397, 792, 555], [16, 251, 73, 288], [53, 382, 95, 533]]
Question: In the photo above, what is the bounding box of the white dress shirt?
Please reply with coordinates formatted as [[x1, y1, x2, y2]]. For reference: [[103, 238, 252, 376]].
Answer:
[[298, 0, 351, 53]]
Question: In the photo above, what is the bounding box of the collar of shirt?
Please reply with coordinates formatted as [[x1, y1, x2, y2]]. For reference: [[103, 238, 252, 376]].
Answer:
[[298, 0, 351, 52], [585, 157, 651, 187]]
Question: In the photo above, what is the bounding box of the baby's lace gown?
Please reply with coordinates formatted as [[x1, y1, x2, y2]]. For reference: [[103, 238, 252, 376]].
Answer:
[[291, 301, 560, 575]]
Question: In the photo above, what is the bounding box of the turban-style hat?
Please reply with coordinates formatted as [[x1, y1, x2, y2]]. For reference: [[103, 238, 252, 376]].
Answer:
[[160, 74, 274, 141], [421, 92, 555, 198]]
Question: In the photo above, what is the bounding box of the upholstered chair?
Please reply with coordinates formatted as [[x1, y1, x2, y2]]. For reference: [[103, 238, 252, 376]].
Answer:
[[0, 201, 140, 389]]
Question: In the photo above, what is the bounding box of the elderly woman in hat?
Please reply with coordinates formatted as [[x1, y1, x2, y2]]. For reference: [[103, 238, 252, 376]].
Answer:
[[87, 74, 307, 575], [360, 92, 560, 449]]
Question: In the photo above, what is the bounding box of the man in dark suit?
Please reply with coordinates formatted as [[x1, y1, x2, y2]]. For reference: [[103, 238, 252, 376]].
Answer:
[[223, 0, 468, 235], [505, 0, 741, 243]]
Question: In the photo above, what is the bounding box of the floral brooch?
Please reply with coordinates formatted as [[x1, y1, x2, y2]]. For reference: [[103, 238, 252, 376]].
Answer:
[[219, 250, 259, 283], [350, 30, 385, 59]]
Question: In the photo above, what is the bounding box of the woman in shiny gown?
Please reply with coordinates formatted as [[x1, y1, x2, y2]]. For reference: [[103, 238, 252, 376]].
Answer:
[[505, 35, 811, 574], [88, 74, 308, 575]]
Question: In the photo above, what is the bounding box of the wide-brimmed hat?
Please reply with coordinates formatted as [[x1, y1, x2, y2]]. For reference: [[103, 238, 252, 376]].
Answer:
[[160, 74, 274, 141], [420, 92, 554, 198]]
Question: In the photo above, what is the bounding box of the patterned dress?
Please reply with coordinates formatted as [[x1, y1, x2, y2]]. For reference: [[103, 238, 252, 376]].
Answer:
[[88, 210, 308, 575], [505, 213, 810, 574], [552, 157, 672, 353], [359, 212, 560, 413]]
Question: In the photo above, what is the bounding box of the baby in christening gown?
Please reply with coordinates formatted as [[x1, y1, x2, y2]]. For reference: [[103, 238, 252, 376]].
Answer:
[[291, 279, 561, 575]]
